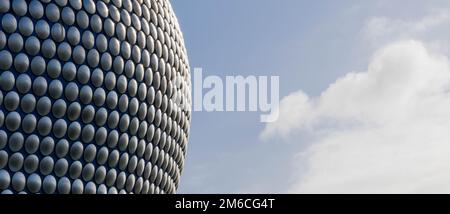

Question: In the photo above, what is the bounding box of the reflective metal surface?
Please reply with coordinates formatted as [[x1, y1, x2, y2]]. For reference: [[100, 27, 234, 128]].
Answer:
[[0, 0, 191, 194]]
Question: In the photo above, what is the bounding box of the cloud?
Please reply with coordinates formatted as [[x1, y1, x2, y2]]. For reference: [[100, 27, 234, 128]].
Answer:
[[364, 13, 450, 38], [262, 40, 450, 193], [362, 11, 450, 50]]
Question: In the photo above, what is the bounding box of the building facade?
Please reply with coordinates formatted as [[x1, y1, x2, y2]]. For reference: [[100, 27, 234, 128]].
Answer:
[[0, 0, 191, 194]]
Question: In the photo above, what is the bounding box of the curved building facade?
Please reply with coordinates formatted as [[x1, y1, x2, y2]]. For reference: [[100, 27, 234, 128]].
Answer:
[[0, 0, 191, 194]]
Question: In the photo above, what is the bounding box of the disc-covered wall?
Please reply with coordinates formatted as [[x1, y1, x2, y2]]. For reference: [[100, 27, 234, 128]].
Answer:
[[0, 0, 191, 194]]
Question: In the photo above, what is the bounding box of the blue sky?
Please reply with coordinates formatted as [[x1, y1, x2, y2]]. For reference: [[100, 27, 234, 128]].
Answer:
[[171, 0, 450, 193]]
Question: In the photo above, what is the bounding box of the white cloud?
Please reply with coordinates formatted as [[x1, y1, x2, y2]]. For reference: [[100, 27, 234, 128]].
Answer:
[[364, 13, 450, 38], [361, 8, 450, 55], [362, 11, 450, 52], [262, 40, 450, 193]]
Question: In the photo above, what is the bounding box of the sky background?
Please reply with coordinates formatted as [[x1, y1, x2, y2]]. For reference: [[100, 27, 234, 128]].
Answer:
[[171, 0, 450, 193]]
